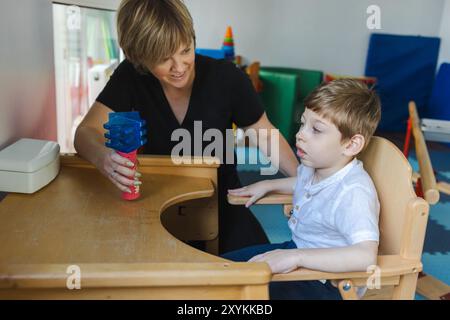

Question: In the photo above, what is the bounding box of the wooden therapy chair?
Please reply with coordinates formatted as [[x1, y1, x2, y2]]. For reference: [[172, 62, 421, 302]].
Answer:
[[228, 136, 431, 300]]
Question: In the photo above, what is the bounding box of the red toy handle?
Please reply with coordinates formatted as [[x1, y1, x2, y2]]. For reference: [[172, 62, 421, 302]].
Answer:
[[117, 150, 140, 201]]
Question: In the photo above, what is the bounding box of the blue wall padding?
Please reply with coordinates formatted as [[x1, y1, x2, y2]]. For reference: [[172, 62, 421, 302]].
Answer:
[[427, 63, 450, 121], [365, 33, 440, 131]]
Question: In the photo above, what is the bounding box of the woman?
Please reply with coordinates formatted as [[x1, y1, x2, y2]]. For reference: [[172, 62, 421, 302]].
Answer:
[[74, 0, 299, 254]]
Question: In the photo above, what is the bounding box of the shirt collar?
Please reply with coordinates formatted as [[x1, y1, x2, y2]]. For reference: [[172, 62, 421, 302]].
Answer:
[[305, 158, 359, 195]]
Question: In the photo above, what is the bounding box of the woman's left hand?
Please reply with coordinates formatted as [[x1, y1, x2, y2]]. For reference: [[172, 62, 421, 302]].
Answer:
[[249, 249, 301, 274]]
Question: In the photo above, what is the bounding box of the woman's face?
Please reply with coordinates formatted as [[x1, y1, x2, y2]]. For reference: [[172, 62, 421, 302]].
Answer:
[[150, 40, 195, 90]]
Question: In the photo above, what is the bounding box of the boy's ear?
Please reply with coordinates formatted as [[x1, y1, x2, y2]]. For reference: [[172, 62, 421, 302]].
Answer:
[[343, 134, 365, 157]]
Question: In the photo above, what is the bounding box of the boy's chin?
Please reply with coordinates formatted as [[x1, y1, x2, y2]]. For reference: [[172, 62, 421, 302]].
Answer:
[[299, 158, 316, 168]]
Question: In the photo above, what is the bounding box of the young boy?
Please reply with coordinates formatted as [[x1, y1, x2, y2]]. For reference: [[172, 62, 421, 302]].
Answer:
[[225, 79, 382, 300]]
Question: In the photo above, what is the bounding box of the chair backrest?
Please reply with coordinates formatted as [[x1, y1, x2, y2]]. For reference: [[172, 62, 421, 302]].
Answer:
[[358, 136, 426, 256]]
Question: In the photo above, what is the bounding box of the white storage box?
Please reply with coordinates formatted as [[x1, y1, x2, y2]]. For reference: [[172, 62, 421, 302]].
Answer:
[[0, 139, 60, 193], [421, 118, 450, 143]]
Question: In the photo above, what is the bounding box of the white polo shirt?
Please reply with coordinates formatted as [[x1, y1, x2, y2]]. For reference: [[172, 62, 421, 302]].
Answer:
[[288, 158, 380, 249]]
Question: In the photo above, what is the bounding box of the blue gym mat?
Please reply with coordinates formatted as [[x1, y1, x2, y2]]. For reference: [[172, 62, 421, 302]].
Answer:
[[427, 63, 450, 121], [365, 33, 440, 131]]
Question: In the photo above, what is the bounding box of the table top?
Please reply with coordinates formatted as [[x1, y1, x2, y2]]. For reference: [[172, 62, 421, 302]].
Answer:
[[0, 156, 271, 290], [2, 167, 221, 265]]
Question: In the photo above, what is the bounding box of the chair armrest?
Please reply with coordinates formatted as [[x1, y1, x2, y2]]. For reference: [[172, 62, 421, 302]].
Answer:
[[272, 255, 422, 285], [227, 193, 293, 205]]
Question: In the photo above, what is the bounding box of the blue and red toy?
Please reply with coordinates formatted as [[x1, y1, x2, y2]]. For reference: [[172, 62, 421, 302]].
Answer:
[[104, 112, 147, 200]]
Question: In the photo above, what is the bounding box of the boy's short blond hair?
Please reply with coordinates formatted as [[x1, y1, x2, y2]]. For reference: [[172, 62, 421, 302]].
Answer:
[[304, 79, 381, 149], [117, 0, 195, 72]]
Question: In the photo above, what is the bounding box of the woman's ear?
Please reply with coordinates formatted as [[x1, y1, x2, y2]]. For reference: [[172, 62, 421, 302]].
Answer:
[[343, 134, 365, 157]]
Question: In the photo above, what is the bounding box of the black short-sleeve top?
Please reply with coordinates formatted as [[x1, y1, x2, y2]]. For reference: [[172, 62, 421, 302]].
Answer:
[[96, 54, 265, 195]]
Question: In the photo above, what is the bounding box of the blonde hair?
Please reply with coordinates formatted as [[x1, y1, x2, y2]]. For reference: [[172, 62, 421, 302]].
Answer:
[[117, 0, 195, 72], [304, 79, 381, 149]]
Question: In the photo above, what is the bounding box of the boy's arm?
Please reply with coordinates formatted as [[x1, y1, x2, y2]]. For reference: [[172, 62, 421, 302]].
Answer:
[[250, 241, 378, 274], [265, 177, 297, 194], [228, 177, 297, 207]]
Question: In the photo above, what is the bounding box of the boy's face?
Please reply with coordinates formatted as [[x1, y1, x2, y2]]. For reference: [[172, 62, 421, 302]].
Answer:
[[295, 108, 349, 170]]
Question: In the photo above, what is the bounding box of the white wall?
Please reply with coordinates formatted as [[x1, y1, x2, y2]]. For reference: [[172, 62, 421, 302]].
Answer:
[[0, 0, 57, 149], [438, 0, 450, 67], [186, 0, 445, 76], [0, 0, 447, 149]]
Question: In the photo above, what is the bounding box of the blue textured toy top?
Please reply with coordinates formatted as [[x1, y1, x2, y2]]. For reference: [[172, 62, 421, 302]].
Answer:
[[104, 112, 147, 153]]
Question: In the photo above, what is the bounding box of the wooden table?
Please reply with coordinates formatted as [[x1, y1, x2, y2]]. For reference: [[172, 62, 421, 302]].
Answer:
[[0, 155, 271, 299]]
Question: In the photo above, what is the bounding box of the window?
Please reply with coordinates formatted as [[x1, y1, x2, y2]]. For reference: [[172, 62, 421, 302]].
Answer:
[[53, 3, 122, 153]]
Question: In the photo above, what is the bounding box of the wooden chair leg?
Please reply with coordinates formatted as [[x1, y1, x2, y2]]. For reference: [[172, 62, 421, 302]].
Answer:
[[338, 280, 359, 300], [392, 273, 419, 300]]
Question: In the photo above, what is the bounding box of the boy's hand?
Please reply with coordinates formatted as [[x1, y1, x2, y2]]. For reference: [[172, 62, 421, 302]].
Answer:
[[228, 181, 270, 208], [249, 249, 301, 274]]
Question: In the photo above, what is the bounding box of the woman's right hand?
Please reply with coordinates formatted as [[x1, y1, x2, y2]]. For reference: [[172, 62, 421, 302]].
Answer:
[[98, 150, 142, 194], [228, 181, 270, 208]]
